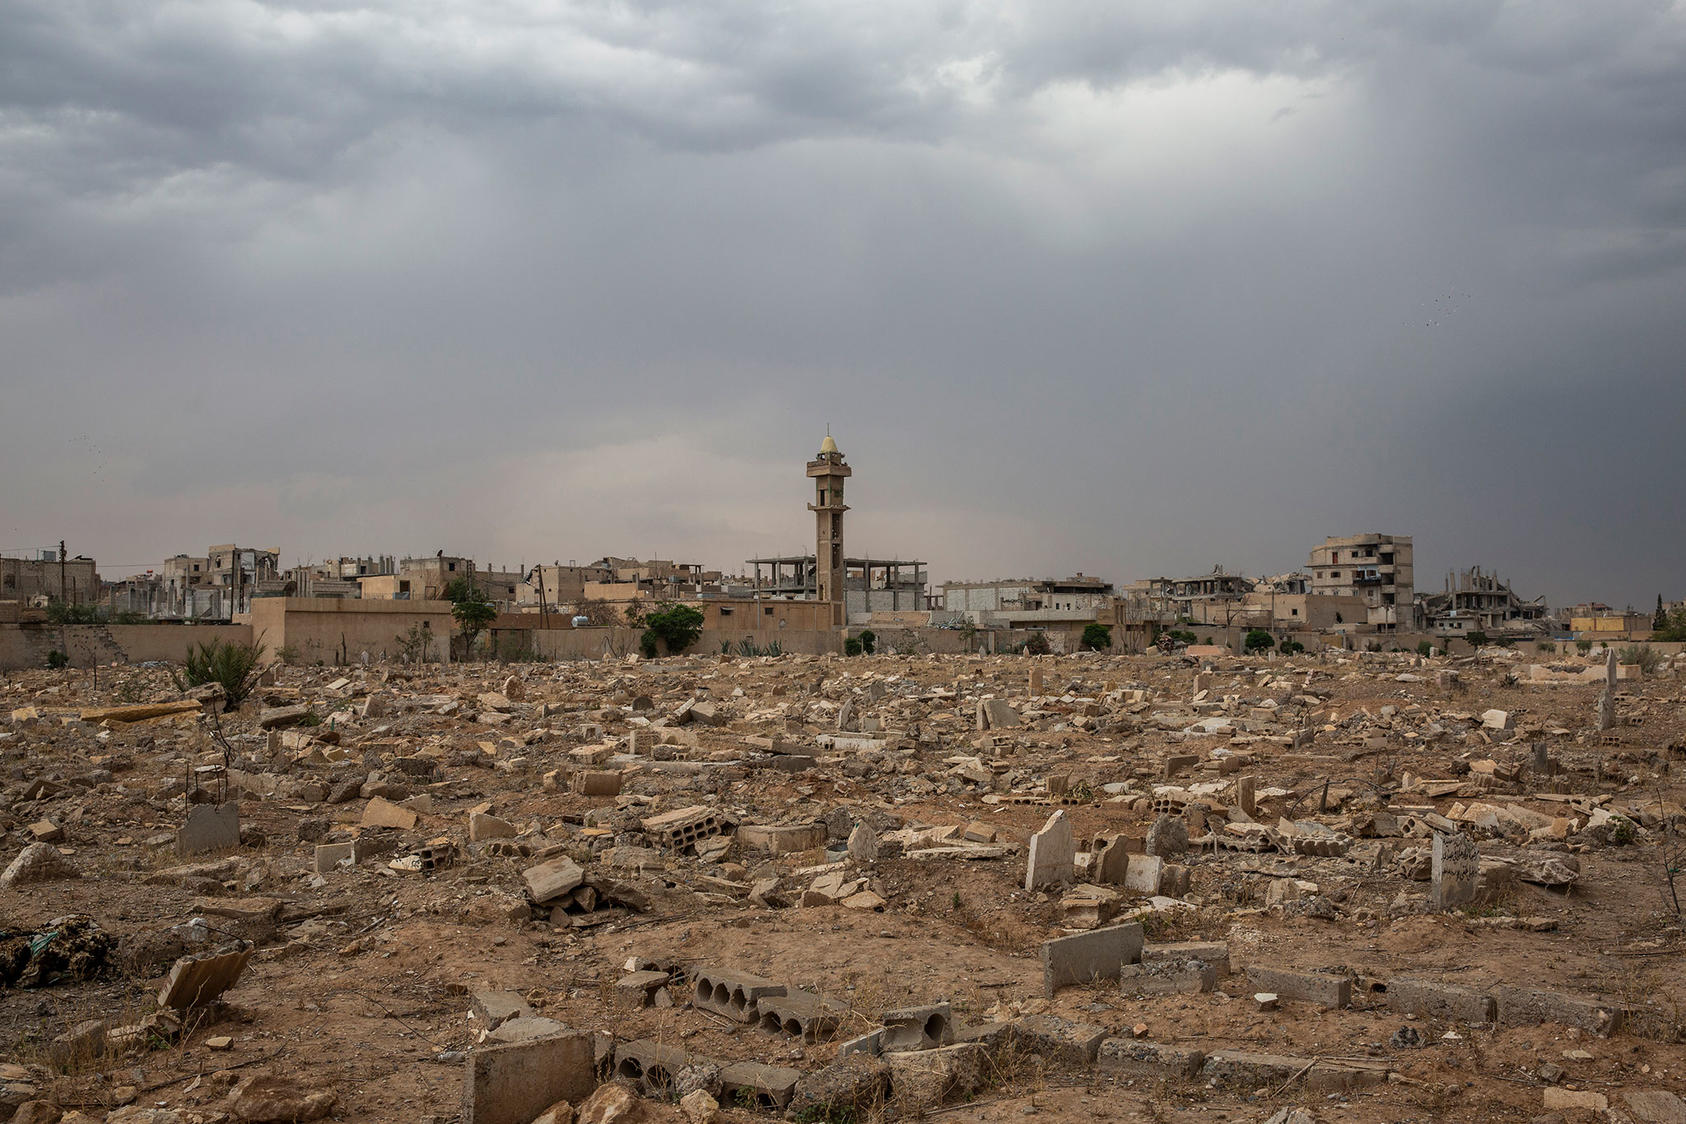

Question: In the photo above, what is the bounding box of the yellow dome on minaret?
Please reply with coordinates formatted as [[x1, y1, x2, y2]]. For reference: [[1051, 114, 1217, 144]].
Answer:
[[819, 434, 838, 454]]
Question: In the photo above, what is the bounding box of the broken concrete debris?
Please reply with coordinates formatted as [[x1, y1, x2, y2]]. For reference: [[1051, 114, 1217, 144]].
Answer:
[[0, 635, 1680, 1122]]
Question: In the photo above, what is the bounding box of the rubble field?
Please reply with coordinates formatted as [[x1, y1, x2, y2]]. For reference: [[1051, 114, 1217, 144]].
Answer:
[[2, 645, 1685, 1124]]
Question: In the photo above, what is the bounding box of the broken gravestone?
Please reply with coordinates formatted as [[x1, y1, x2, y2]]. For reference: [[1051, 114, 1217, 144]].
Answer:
[[1025, 810, 1075, 891], [1432, 831, 1478, 911], [176, 802, 240, 857]]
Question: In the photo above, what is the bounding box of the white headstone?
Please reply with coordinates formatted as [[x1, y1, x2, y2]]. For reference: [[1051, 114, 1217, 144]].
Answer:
[[1024, 809, 1076, 891]]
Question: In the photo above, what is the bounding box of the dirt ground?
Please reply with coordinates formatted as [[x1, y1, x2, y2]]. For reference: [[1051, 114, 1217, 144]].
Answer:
[[1, 644, 1683, 1123]]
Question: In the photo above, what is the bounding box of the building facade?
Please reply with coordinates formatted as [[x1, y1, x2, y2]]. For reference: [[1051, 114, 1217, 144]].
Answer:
[[1307, 534, 1414, 631]]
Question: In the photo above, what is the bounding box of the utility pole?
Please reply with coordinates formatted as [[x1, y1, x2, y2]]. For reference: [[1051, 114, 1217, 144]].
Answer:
[[535, 566, 549, 630], [59, 540, 66, 605]]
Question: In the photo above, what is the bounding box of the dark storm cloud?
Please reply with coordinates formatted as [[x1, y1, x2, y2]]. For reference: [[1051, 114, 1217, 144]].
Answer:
[[1, 1, 1681, 604]]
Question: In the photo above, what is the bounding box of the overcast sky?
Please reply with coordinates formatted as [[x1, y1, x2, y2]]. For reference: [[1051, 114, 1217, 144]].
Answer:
[[2, 1, 1682, 606]]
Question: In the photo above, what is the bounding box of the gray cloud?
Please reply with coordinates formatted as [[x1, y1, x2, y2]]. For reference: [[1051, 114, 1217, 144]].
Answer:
[[1, 0, 1681, 606]]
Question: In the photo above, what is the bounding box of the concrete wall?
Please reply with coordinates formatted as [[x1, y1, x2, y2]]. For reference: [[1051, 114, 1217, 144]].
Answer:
[[485, 626, 845, 659], [0, 622, 254, 670], [248, 597, 454, 665]]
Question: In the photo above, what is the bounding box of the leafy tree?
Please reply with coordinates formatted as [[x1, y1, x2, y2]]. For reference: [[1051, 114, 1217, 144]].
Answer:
[[639, 602, 704, 658], [1244, 629, 1275, 653], [448, 582, 497, 655], [844, 637, 864, 657], [1466, 631, 1488, 647], [1023, 631, 1052, 655], [46, 600, 104, 624], [1280, 639, 1305, 655], [857, 629, 877, 655], [1080, 623, 1112, 651], [1652, 608, 1686, 643], [1417, 640, 1434, 657], [1657, 595, 1668, 632], [574, 597, 620, 626]]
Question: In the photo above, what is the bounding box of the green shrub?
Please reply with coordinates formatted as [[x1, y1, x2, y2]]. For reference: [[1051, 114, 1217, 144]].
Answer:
[[171, 638, 266, 707], [639, 602, 704, 657], [1023, 631, 1052, 656], [1279, 639, 1305, 655], [1417, 640, 1434, 657], [844, 637, 863, 657], [1244, 629, 1275, 653], [46, 650, 70, 670], [1576, 638, 1593, 653], [1466, 631, 1488, 647], [857, 629, 876, 655], [1080, 623, 1112, 651], [1619, 644, 1663, 675]]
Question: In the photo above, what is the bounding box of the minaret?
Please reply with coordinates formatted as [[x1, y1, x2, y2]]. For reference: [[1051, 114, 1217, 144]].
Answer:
[[806, 432, 851, 628]]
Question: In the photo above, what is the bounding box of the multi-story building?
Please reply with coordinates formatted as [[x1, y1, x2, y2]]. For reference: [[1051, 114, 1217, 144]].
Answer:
[[1421, 566, 1548, 636], [1308, 534, 1414, 631], [940, 574, 1112, 626], [0, 549, 100, 604]]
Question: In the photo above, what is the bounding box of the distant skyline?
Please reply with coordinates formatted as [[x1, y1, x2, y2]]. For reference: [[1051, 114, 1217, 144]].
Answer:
[[3, 2, 1682, 607]]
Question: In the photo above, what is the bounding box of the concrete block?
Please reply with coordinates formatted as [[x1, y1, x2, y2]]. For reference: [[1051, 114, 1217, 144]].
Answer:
[[613, 1039, 707, 1097], [1117, 959, 1217, 996], [1244, 965, 1350, 1009], [836, 1029, 884, 1059], [1041, 922, 1144, 998], [1096, 1039, 1205, 1080], [573, 771, 623, 796], [1025, 809, 1075, 891], [471, 990, 535, 1029], [1385, 977, 1495, 1024], [1494, 985, 1624, 1036], [489, 1017, 568, 1044], [362, 796, 417, 830], [313, 841, 360, 872], [1008, 1015, 1105, 1068], [1200, 1049, 1306, 1089], [1142, 941, 1230, 976], [1623, 1091, 1686, 1124], [642, 805, 730, 851], [885, 1042, 986, 1111], [757, 989, 847, 1042], [689, 966, 785, 1023], [463, 1030, 596, 1124], [1122, 853, 1163, 895], [881, 1003, 953, 1052], [175, 802, 240, 857], [737, 823, 827, 855], [157, 944, 255, 1011], [523, 856, 585, 904], [469, 813, 517, 841], [718, 1061, 802, 1109]]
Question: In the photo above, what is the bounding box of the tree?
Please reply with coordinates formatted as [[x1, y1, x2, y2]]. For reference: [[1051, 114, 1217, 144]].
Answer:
[[639, 602, 704, 658], [1023, 631, 1052, 656], [858, 629, 877, 655], [575, 597, 620, 627], [1655, 607, 1686, 643], [1244, 629, 1275, 654], [1658, 595, 1668, 632], [1080, 623, 1112, 651], [448, 581, 497, 656]]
